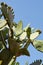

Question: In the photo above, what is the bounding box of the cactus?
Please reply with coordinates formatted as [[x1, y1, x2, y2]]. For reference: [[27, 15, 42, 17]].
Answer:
[[0, 2, 43, 65]]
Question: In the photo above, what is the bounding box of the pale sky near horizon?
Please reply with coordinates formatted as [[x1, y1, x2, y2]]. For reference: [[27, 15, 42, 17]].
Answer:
[[0, 0, 43, 65]]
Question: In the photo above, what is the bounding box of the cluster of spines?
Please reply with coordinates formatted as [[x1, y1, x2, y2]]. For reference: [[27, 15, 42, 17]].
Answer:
[[30, 59, 42, 65]]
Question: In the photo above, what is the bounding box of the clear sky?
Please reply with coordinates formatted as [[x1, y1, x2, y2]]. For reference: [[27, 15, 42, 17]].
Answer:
[[0, 0, 43, 65]]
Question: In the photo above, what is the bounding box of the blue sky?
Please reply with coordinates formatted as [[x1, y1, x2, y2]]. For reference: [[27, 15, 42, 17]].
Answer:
[[0, 0, 43, 65]]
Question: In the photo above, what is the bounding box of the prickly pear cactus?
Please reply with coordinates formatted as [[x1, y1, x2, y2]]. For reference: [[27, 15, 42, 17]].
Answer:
[[0, 2, 43, 65]]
